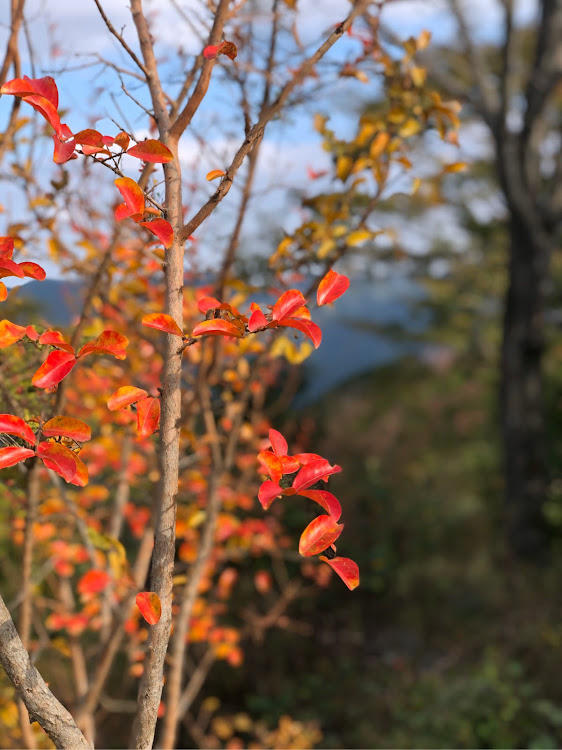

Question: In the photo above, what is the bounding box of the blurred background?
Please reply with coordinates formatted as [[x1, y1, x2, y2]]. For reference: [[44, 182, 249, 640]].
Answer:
[[1, 0, 562, 748]]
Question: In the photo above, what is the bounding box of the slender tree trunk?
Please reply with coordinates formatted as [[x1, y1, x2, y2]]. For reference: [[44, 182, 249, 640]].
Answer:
[[500, 210, 550, 558]]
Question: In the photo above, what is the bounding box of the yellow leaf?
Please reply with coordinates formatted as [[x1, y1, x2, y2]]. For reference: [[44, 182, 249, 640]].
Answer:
[[336, 155, 353, 181], [410, 66, 427, 87], [417, 30, 432, 50], [398, 118, 422, 138], [411, 177, 422, 195], [443, 161, 467, 173], [317, 237, 336, 259], [347, 229, 372, 247], [369, 131, 390, 160]]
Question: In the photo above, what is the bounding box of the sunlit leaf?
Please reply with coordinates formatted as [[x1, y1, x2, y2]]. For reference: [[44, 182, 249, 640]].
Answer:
[[127, 140, 173, 163], [136, 591, 161, 625], [206, 169, 225, 181], [68, 452, 89, 487], [257, 450, 283, 483], [19, 262, 46, 280], [0, 414, 36, 445], [78, 331, 128, 360], [107, 386, 148, 411], [42, 416, 91, 443], [299, 515, 343, 556], [0, 320, 27, 348], [271, 289, 307, 322], [197, 296, 222, 313], [318, 555, 360, 590], [142, 313, 183, 337], [0, 282, 6, 302], [0, 446, 35, 469], [317, 269, 350, 306], [114, 177, 145, 217], [0, 258, 24, 278], [32, 350, 77, 389], [25, 326, 39, 341], [139, 218, 174, 249], [278, 317, 322, 348], [203, 41, 238, 60], [192, 319, 244, 339], [248, 308, 269, 332], [0, 237, 14, 260], [136, 397, 160, 438]]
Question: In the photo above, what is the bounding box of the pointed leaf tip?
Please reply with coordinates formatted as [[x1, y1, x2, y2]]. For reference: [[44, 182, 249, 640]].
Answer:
[[319, 555, 360, 590], [136, 591, 161, 624], [317, 269, 350, 306]]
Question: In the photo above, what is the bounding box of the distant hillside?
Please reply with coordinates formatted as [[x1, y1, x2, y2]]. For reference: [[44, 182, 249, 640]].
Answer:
[[12, 279, 84, 326]]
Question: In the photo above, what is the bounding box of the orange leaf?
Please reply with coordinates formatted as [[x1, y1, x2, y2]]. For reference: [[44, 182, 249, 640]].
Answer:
[[0, 237, 14, 259], [206, 169, 225, 181], [0, 446, 35, 469], [0, 258, 24, 278], [73, 129, 104, 147], [192, 319, 244, 339], [258, 480, 283, 509], [1, 75, 58, 107], [248, 308, 269, 332], [37, 441, 78, 482], [136, 397, 160, 438], [0, 414, 36, 445], [127, 140, 173, 163], [77, 570, 111, 595], [114, 131, 130, 150], [38, 330, 75, 354], [68, 452, 89, 487], [107, 386, 149, 411], [317, 269, 350, 306], [136, 591, 161, 625], [0, 320, 27, 348], [0, 283, 6, 302], [52, 135, 76, 164], [42, 416, 91, 443], [78, 330, 128, 360], [142, 313, 183, 337], [271, 289, 307, 322], [114, 177, 145, 218], [299, 515, 343, 557], [257, 450, 284, 483], [318, 555, 360, 590], [198, 296, 222, 313], [32, 350, 77, 389], [25, 326, 39, 341]]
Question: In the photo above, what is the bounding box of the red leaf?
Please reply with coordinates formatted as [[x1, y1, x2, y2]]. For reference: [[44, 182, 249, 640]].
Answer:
[[136, 397, 160, 438], [292, 459, 342, 493], [25, 326, 39, 341], [19, 262, 46, 280], [78, 570, 111, 595], [281, 455, 300, 473], [127, 140, 173, 163], [0, 258, 24, 278], [0, 75, 59, 107], [136, 591, 161, 625], [68, 453, 89, 487], [192, 319, 244, 339], [107, 386, 148, 411], [0, 319, 26, 348], [0, 414, 37, 445], [297, 489, 342, 521], [140, 219, 174, 249], [271, 289, 307, 322], [203, 40, 238, 60], [114, 177, 145, 218], [0, 237, 14, 259], [258, 480, 283, 510], [248, 308, 269, 332], [38, 330, 75, 354], [269, 429, 288, 457], [37, 441, 78, 482], [42, 416, 91, 443], [299, 515, 344, 557], [279, 317, 322, 348], [318, 555, 360, 590], [78, 330, 128, 359], [203, 45, 220, 59], [257, 451, 283, 483], [32, 350, 77, 389], [142, 313, 183, 337], [0, 446, 35, 469], [198, 296, 222, 313], [53, 135, 76, 164], [114, 132, 130, 150], [317, 269, 350, 306], [73, 129, 104, 148], [19, 94, 64, 138]]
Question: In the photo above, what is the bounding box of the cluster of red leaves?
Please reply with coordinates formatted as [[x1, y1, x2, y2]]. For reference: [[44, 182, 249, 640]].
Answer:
[[0, 77, 175, 249], [257, 429, 359, 590], [141, 268, 349, 350], [0, 236, 46, 301], [0, 414, 91, 486], [107, 385, 160, 439]]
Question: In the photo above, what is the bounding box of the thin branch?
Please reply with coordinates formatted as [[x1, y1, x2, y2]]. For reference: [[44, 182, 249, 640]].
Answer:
[[91, 0, 148, 76]]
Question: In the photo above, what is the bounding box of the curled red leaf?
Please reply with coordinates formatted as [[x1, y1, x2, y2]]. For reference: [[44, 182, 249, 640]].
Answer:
[[0, 414, 36, 446], [318, 555, 360, 590], [299, 515, 344, 557], [192, 319, 244, 339], [142, 313, 183, 337], [32, 350, 77, 389], [107, 386, 148, 411], [136, 591, 162, 625], [317, 269, 350, 306], [127, 140, 173, 163], [136, 397, 160, 438], [0, 446, 35, 469]]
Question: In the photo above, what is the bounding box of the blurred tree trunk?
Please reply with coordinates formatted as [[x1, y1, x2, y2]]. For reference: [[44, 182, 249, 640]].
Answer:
[[425, 0, 562, 556]]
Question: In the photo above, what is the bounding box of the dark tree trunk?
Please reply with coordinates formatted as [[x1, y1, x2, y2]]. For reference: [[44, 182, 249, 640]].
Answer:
[[500, 210, 550, 558]]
